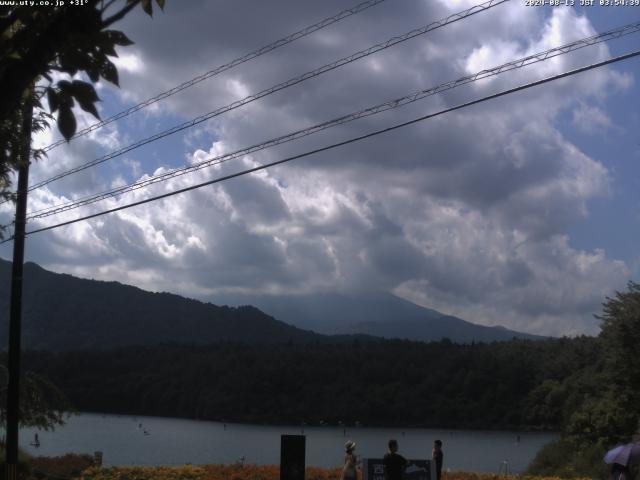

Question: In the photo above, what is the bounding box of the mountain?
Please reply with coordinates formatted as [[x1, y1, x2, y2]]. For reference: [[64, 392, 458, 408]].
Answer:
[[0, 258, 545, 350], [215, 292, 547, 343], [0, 259, 328, 351]]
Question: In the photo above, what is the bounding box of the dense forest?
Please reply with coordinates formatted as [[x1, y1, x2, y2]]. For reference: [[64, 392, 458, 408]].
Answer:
[[11, 336, 600, 430]]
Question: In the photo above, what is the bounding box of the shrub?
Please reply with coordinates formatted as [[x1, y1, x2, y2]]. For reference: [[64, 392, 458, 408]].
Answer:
[[526, 439, 608, 479], [28, 454, 94, 479]]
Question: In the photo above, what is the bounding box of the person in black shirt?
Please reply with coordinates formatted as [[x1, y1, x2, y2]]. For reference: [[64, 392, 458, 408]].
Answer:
[[432, 439, 443, 480], [383, 439, 407, 480]]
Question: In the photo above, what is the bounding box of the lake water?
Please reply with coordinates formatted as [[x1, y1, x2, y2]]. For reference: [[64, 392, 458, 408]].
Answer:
[[20, 413, 556, 473]]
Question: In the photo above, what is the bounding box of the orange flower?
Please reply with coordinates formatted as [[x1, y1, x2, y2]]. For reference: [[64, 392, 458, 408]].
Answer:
[[77, 464, 590, 480]]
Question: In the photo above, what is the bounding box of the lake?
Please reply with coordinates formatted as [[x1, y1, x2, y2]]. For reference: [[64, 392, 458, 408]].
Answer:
[[20, 413, 556, 473]]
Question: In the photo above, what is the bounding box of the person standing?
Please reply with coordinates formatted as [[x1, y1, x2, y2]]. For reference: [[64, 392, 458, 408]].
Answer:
[[432, 440, 444, 480], [341, 440, 359, 480], [383, 439, 407, 480]]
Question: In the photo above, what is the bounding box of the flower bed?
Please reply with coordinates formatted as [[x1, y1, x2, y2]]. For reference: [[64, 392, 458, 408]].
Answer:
[[76, 465, 593, 480]]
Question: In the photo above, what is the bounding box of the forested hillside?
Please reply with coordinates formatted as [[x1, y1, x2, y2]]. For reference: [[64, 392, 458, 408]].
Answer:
[[0, 260, 328, 350], [16, 336, 599, 430]]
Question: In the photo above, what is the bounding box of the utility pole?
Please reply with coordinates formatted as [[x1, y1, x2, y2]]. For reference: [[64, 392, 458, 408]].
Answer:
[[5, 94, 33, 480]]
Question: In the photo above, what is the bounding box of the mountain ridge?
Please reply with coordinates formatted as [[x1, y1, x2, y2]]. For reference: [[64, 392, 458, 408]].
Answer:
[[215, 291, 547, 342], [0, 258, 546, 350], [0, 259, 330, 351]]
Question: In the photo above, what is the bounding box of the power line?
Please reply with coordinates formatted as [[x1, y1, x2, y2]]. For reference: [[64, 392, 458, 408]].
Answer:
[[41, 0, 389, 152], [24, 20, 640, 221], [31, 0, 507, 191], [6, 48, 637, 242], [27, 0, 508, 193]]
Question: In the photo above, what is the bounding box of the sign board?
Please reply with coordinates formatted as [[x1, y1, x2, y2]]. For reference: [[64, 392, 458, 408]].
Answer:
[[363, 458, 430, 480], [280, 435, 305, 480]]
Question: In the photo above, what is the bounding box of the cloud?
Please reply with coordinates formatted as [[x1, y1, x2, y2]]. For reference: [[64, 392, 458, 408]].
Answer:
[[4, 0, 635, 336], [571, 103, 615, 134]]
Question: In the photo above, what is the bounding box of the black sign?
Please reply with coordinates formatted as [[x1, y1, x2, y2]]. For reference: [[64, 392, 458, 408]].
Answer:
[[363, 458, 431, 480], [280, 435, 305, 480]]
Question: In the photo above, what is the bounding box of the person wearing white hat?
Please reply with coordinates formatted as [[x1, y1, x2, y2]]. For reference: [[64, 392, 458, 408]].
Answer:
[[341, 440, 360, 480]]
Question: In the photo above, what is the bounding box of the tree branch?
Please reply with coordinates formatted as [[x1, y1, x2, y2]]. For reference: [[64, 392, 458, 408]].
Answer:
[[100, 0, 119, 14], [102, 0, 140, 28]]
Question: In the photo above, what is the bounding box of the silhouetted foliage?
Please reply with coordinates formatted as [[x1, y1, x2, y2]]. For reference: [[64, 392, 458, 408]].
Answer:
[[528, 282, 640, 477], [0, 0, 165, 201], [0, 364, 70, 430], [526, 438, 608, 479], [599, 281, 640, 402], [561, 283, 640, 452]]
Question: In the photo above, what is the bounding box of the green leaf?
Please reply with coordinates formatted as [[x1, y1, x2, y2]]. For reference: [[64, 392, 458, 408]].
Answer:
[[155, 0, 165, 10], [71, 80, 99, 103], [81, 55, 103, 83], [86, 67, 100, 83], [70, 81, 101, 120], [103, 30, 134, 47], [141, 0, 153, 16], [100, 60, 119, 86], [57, 45, 91, 76], [56, 80, 72, 94], [57, 105, 77, 141], [100, 42, 118, 58]]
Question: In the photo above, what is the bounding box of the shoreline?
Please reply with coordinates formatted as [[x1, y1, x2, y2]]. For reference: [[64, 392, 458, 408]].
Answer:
[[64, 410, 560, 434]]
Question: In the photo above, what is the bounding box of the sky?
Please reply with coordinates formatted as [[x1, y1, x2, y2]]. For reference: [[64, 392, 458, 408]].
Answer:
[[1, 0, 640, 337]]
